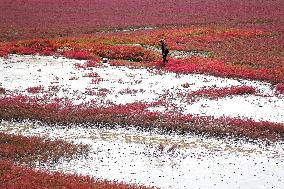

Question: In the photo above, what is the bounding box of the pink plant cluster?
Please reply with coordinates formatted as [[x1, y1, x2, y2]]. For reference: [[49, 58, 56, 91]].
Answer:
[[0, 0, 282, 41], [0, 132, 88, 164], [0, 132, 151, 189], [0, 95, 283, 141], [275, 83, 284, 95], [63, 50, 94, 60], [96, 45, 158, 62], [91, 78, 103, 84], [74, 60, 101, 70], [26, 86, 44, 94], [187, 86, 256, 100], [84, 72, 100, 77], [0, 160, 151, 189], [164, 57, 283, 84]]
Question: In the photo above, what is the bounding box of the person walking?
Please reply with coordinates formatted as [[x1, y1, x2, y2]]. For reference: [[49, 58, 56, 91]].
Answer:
[[160, 39, 169, 67]]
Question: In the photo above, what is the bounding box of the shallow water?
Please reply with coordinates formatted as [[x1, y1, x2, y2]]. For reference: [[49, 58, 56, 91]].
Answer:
[[1, 121, 283, 189], [0, 54, 283, 123]]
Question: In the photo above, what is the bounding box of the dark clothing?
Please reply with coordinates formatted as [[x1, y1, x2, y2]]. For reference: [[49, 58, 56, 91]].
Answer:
[[161, 42, 169, 65], [161, 43, 169, 56]]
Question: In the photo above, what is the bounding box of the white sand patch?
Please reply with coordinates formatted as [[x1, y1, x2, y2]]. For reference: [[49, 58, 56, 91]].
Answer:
[[0, 54, 283, 123], [183, 96, 284, 121]]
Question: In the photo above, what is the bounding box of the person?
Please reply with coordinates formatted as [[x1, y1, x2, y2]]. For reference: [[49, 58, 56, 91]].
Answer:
[[160, 39, 169, 66]]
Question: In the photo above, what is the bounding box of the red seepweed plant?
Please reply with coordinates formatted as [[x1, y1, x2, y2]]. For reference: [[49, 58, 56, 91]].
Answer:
[[0, 132, 153, 189], [275, 83, 284, 95], [186, 85, 256, 101], [0, 24, 282, 85], [0, 95, 283, 141], [26, 86, 44, 94], [0, 132, 89, 164], [63, 50, 94, 60], [0, 160, 152, 189], [163, 57, 283, 83]]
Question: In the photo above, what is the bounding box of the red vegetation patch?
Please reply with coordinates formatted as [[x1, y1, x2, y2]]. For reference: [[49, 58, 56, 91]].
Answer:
[[0, 24, 282, 84], [0, 132, 89, 164], [0, 49, 9, 57], [164, 58, 283, 83], [96, 45, 158, 62], [0, 160, 152, 189], [188, 86, 256, 100], [74, 60, 101, 69], [0, 95, 283, 141], [63, 50, 94, 60], [0, 0, 283, 41], [84, 72, 100, 77], [48, 85, 60, 92], [275, 83, 284, 94], [91, 78, 103, 84], [193, 29, 266, 42], [85, 60, 100, 67], [26, 86, 44, 94]]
